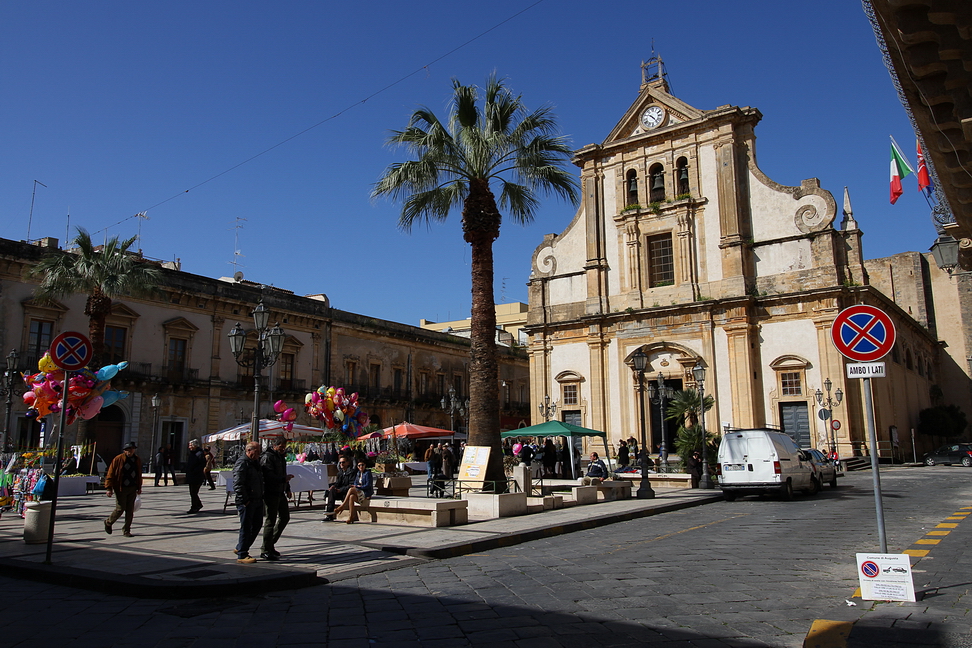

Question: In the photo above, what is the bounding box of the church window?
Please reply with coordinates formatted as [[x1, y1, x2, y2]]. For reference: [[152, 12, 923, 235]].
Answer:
[[649, 163, 665, 203], [647, 234, 674, 287], [625, 169, 639, 206], [780, 372, 802, 396], [905, 349, 913, 371], [675, 157, 690, 196], [563, 383, 578, 406]]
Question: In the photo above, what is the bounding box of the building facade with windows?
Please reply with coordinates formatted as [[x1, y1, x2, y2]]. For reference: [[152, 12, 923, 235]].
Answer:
[[0, 236, 529, 465], [525, 64, 972, 460]]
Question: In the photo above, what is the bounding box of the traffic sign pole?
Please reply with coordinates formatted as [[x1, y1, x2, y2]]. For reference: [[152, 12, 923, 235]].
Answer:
[[863, 376, 888, 553], [45, 368, 71, 564]]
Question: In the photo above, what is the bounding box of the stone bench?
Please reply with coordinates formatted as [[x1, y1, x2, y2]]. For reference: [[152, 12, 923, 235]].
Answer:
[[464, 492, 527, 518], [334, 497, 467, 527], [564, 485, 599, 505], [614, 472, 694, 489], [596, 480, 633, 501]]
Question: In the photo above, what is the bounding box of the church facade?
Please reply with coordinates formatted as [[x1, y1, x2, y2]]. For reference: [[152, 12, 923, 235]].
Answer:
[[525, 62, 970, 460]]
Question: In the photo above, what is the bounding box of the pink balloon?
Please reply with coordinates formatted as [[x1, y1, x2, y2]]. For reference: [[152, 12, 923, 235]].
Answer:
[[80, 395, 104, 419], [273, 400, 287, 414]]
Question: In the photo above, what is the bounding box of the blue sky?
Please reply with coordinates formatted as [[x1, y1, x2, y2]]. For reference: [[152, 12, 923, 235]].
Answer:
[[1, 1, 932, 326]]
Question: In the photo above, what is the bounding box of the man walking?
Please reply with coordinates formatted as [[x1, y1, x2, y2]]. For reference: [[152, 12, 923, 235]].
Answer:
[[104, 442, 142, 537], [186, 439, 206, 514], [322, 456, 356, 522], [260, 439, 293, 560], [233, 441, 264, 564]]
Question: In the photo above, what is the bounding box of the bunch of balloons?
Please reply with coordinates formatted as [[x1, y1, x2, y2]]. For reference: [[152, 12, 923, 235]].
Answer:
[[272, 400, 298, 432], [304, 385, 369, 436], [21, 353, 129, 425]]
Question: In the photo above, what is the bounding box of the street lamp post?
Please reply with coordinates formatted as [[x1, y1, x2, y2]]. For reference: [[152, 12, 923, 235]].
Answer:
[[1, 349, 20, 451], [538, 394, 557, 421], [630, 350, 655, 499], [150, 393, 161, 472], [441, 385, 468, 443], [648, 372, 675, 471], [814, 378, 843, 457], [228, 301, 285, 442], [693, 363, 714, 489]]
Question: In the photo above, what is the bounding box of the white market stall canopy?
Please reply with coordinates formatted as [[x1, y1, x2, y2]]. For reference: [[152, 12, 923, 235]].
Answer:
[[202, 419, 324, 442]]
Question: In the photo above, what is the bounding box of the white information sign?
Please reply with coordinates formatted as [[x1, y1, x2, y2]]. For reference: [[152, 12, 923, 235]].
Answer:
[[846, 362, 886, 379], [856, 553, 916, 602], [456, 446, 491, 488]]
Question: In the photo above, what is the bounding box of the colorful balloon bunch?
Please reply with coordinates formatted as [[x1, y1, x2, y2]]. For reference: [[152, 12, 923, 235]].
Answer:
[[273, 400, 298, 432], [21, 353, 129, 425], [304, 385, 368, 436]]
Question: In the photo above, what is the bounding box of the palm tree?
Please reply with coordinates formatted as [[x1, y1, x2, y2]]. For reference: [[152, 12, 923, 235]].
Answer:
[[373, 75, 579, 486], [31, 227, 162, 366], [667, 388, 717, 462]]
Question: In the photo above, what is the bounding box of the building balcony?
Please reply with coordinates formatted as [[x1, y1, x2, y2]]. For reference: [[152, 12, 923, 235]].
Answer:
[[160, 365, 199, 383]]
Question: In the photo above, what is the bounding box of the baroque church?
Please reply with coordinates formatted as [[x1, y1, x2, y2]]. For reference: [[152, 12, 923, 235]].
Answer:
[[525, 60, 971, 460]]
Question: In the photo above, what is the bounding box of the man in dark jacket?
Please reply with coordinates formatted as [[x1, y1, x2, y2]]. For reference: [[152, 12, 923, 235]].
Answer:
[[260, 439, 293, 560], [185, 439, 206, 514], [322, 456, 356, 521], [104, 442, 142, 537], [233, 442, 264, 564]]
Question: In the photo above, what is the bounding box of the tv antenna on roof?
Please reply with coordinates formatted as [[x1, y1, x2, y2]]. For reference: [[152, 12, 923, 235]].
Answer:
[[229, 216, 247, 273], [26, 179, 47, 243]]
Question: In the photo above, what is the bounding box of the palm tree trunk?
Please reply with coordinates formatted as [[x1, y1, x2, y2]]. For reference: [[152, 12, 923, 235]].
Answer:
[[464, 182, 504, 488]]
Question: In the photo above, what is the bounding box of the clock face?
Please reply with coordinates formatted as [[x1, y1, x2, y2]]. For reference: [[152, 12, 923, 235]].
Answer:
[[641, 105, 665, 130]]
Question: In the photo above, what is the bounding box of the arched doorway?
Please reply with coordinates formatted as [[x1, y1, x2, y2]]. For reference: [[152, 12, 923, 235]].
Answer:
[[89, 405, 125, 460]]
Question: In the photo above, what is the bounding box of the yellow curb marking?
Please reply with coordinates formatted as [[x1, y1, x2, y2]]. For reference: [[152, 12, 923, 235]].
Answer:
[[935, 523, 958, 528], [803, 619, 853, 648], [915, 539, 941, 545], [852, 587, 861, 598], [905, 549, 930, 557], [926, 530, 951, 536], [945, 517, 964, 521]]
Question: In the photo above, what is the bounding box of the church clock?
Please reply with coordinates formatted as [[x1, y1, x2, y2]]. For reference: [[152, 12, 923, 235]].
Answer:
[[640, 105, 666, 130]]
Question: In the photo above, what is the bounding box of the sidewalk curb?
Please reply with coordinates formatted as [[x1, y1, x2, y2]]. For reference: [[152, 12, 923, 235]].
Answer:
[[0, 556, 323, 599], [383, 492, 724, 559]]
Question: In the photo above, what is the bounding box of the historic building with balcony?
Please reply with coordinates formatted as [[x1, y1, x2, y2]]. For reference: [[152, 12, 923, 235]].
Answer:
[[0, 236, 529, 466]]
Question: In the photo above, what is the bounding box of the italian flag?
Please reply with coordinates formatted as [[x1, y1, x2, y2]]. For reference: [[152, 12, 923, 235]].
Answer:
[[890, 137, 914, 204]]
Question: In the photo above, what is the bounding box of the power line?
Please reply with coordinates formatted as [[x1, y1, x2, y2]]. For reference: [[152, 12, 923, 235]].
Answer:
[[93, 0, 547, 238]]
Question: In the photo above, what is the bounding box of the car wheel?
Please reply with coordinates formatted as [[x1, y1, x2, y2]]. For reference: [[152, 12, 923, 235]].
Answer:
[[780, 480, 793, 500], [808, 477, 820, 496], [963, 457, 972, 467], [925, 457, 936, 466], [723, 490, 737, 502], [829, 474, 838, 488]]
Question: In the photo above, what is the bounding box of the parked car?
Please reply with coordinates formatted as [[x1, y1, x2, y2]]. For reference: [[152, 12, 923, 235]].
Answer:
[[805, 448, 838, 488], [718, 428, 817, 501], [923, 443, 972, 467]]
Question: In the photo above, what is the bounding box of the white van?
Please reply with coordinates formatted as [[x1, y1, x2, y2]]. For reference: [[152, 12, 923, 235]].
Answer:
[[717, 428, 817, 501]]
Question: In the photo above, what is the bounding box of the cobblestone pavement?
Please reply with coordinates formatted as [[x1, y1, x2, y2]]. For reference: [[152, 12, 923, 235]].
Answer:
[[1, 467, 969, 647]]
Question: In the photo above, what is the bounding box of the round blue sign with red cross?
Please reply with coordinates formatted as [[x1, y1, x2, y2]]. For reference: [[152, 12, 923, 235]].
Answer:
[[861, 560, 880, 578], [50, 331, 93, 371], [831, 305, 896, 363]]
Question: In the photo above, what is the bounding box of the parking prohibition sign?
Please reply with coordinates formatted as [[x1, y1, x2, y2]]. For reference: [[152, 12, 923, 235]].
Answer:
[[50, 331, 93, 371], [831, 305, 896, 363]]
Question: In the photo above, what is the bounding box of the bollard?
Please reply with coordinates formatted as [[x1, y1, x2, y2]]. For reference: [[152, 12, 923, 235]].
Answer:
[[23, 500, 53, 544]]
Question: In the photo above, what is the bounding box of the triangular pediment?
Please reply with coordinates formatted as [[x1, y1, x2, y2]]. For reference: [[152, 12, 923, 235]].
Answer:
[[162, 316, 199, 333], [603, 84, 705, 145], [109, 302, 141, 320], [21, 297, 69, 314]]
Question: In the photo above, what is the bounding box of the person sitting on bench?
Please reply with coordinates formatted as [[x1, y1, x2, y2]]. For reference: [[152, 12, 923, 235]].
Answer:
[[322, 457, 356, 521], [582, 452, 608, 485], [334, 460, 373, 524]]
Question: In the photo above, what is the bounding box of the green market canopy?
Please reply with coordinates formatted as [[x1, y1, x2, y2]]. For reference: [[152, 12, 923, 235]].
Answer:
[[501, 421, 611, 476]]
